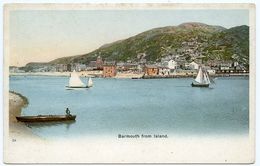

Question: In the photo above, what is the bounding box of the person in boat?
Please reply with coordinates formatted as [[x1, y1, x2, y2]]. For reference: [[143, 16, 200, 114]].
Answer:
[[66, 108, 72, 116]]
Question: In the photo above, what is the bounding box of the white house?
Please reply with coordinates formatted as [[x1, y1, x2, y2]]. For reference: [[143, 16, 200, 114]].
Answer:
[[163, 59, 178, 69], [207, 69, 216, 75], [159, 67, 170, 76], [233, 61, 239, 67], [189, 61, 199, 70]]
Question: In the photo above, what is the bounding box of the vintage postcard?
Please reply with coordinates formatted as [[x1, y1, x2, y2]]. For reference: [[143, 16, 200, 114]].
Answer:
[[3, 3, 255, 163]]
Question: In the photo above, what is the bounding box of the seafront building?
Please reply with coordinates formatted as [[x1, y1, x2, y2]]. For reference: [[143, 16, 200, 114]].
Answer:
[[103, 61, 117, 77], [158, 67, 170, 76], [144, 65, 159, 76]]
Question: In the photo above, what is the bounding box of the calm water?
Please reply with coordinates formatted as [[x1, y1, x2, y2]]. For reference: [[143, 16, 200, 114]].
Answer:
[[10, 76, 249, 139]]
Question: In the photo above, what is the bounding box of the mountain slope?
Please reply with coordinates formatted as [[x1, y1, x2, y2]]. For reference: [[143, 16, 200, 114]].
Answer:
[[204, 25, 249, 67], [49, 22, 249, 67]]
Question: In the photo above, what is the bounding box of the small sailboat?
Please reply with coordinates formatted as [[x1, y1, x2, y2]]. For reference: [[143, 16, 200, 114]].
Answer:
[[191, 67, 211, 87], [86, 77, 93, 88], [66, 70, 87, 88]]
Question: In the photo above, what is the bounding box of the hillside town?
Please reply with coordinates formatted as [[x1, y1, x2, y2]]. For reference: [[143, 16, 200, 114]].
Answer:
[[9, 22, 249, 79], [10, 52, 249, 78]]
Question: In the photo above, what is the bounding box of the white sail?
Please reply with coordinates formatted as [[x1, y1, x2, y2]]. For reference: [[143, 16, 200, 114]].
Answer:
[[195, 67, 203, 83], [204, 72, 211, 84], [203, 73, 210, 84], [69, 70, 85, 87], [87, 77, 93, 87]]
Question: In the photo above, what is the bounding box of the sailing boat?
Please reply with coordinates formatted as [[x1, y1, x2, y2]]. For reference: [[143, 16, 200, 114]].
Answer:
[[191, 67, 211, 87], [66, 70, 87, 88], [86, 77, 93, 88]]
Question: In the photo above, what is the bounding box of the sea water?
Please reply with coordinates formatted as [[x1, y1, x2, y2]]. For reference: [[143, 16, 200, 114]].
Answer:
[[9, 76, 249, 139]]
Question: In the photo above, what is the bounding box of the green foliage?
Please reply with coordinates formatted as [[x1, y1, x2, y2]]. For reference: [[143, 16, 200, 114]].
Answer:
[[50, 23, 249, 68]]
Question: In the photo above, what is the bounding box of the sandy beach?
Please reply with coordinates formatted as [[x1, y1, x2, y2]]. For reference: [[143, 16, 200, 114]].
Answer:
[[8, 91, 43, 140], [5, 92, 47, 163]]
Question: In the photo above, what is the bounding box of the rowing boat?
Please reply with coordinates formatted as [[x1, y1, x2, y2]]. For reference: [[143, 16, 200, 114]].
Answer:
[[16, 115, 76, 122]]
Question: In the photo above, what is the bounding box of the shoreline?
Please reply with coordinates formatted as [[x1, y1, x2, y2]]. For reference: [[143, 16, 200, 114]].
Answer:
[[9, 71, 249, 79], [142, 73, 249, 79], [8, 91, 42, 140]]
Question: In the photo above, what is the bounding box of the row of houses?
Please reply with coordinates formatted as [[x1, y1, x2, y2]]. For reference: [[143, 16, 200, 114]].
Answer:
[[9, 66, 25, 73], [102, 60, 200, 77], [10, 53, 248, 77]]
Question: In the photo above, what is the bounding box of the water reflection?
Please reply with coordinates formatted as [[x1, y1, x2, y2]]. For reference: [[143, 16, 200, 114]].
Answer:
[[25, 120, 76, 130]]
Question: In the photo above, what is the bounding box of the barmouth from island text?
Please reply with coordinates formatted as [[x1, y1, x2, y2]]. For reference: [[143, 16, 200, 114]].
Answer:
[[118, 134, 168, 139]]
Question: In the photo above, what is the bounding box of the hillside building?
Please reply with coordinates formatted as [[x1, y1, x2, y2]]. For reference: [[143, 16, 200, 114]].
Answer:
[[167, 59, 178, 69], [189, 61, 199, 70], [56, 64, 67, 72], [96, 56, 103, 70]]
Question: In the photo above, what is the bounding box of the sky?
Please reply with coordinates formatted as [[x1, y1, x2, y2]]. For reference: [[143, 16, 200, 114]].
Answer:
[[9, 9, 249, 66]]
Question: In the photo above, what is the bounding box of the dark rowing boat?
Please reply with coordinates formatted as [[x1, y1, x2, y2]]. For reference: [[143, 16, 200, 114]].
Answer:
[[16, 115, 76, 122]]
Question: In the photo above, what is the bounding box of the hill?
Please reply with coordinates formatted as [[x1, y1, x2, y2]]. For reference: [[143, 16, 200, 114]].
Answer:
[[47, 22, 249, 68]]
